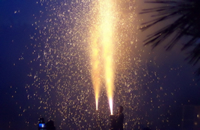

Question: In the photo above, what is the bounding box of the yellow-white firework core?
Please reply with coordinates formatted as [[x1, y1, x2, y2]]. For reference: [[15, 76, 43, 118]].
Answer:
[[100, 0, 115, 115]]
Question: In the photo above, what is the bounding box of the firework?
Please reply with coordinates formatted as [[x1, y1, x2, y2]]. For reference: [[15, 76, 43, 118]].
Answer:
[[90, 0, 116, 114], [100, 0, 116, 115]]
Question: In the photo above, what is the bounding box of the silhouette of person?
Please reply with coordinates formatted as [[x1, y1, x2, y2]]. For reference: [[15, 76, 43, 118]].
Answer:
[[143, 127, 151, 130], [115, 106, 124, 130], [46, 120, 56, 130], [38, 117, 46, 130]]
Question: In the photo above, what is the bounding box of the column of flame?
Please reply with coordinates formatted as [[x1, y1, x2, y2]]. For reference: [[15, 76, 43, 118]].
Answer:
[[100, 0, 115, 115]]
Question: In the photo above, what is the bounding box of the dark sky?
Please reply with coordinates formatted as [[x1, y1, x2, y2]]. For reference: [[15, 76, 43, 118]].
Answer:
[[0, 0, 42, 24], [0, 0, 200, 130]]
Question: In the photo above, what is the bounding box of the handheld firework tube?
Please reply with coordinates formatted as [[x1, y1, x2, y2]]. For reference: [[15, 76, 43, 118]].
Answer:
[[109, 115, 116, 130], [96, 110, 100, 129]]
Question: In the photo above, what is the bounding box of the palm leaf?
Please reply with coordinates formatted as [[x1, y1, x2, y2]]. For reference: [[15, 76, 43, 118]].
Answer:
[[141, 0, 200, 75]]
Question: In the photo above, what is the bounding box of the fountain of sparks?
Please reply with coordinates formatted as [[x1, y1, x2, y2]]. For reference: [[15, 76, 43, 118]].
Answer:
[[100, 0, 116, 115], [90, 24, 101, 110], [22, 0, 143, 129], [90, 0, 116, 115], [13, 0, 190, 129]]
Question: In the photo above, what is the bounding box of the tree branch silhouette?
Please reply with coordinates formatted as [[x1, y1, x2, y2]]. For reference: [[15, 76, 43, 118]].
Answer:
[[141, 0, 200, 75]]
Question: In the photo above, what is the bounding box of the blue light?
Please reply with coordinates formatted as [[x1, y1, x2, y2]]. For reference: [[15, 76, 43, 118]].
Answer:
[[39, 123, 45, 128]]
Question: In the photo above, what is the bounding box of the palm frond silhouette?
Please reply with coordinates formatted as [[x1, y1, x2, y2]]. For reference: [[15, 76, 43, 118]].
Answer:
[[141, 0, 200, 74]]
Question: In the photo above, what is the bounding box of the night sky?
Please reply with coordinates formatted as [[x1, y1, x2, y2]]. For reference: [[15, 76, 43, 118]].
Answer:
[[0, 0, 200, 130]]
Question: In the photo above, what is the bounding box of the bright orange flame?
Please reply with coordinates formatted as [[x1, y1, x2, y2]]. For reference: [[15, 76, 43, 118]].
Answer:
[[100, 0, 115, 115]]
